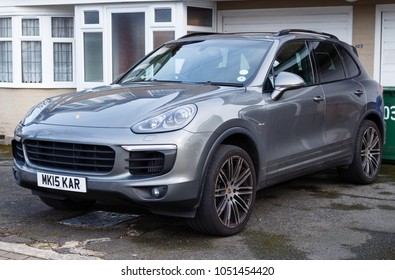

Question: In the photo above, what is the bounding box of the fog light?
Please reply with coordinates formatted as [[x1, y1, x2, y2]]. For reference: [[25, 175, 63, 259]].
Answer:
[[152, 188, 160, 197], [151, 186, 167, 199]]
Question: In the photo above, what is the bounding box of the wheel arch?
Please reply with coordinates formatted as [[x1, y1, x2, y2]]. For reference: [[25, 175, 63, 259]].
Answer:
[[194, 120, 266, 209], [362, 110, 386, 142]]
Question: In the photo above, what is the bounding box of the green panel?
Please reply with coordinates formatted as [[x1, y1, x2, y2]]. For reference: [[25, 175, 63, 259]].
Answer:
[[383, 87, 395, 161]]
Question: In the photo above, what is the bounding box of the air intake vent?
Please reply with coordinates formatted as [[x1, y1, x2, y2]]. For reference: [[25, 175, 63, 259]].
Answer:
[[127, 151, 166, 175], [12, 140, 25, 163], [24, 140, 115, 173]]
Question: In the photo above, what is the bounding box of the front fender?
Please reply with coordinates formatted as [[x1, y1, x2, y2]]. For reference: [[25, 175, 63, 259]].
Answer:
[[193, 119, 267, 209]]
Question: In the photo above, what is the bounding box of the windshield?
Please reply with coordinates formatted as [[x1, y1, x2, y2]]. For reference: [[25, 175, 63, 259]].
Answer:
[[118, 39, 272, 86]]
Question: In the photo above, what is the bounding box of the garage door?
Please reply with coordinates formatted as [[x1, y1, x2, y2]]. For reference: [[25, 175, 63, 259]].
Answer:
[[380, 11, 395, 86], [218, 7, 352, 43]]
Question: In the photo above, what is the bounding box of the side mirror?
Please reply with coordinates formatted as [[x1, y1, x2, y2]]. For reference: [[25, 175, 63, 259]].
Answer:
[[271, 72, 305, 101]]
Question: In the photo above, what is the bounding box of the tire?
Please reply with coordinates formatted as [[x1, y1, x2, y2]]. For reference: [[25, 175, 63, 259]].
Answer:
[[39, 196, 95, 211], [338, 120, 382, 184], [188, 145, 257, 236]]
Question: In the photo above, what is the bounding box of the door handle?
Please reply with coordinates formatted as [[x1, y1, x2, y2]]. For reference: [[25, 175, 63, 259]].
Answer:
[[313, 96, 324, 103], [354, 89, 364, 96]]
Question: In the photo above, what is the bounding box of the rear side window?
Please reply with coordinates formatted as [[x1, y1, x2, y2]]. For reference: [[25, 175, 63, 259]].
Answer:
[[312, 41, 346, 83], [336, 45, 360, 78]]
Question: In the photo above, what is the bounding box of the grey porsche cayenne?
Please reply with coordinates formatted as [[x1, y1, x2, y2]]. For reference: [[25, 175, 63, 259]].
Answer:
[[12, 30, 385, 236]]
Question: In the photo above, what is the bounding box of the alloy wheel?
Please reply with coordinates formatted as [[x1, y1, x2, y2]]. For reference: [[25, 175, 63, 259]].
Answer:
[[214, 155, 254, 228], [360, 126, 381, 179]]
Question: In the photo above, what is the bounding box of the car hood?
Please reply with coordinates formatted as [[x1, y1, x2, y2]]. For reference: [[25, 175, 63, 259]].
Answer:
[[35, 83, 232, 128]]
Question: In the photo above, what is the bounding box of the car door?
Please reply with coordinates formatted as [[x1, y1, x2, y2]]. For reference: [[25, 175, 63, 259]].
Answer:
[[311, 41, 366, 161], [264, 40, 327, 184]]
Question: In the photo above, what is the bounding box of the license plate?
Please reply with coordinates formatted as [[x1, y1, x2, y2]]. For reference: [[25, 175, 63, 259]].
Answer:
[[37, 172, 87, 193]]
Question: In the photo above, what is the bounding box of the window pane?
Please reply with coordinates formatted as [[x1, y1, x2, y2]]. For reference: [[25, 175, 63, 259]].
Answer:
[[84, 32, 103, 82], [0, 41, 12, 82], [0, 18, 12, 38], [22, 41, 42, 83], [337, 45, 360, 78], [274, 41, 314, 86], [153, 31, 174, 49], [313, 42, 346, 83], [52, 17, 74, 38], [155, 8, 172, 23], [84, 11, 99, 24], [187, 6, 212, 27], [22, 19, 39, 36], [54, 43, 73, 82], [112, 13, 145, 80]]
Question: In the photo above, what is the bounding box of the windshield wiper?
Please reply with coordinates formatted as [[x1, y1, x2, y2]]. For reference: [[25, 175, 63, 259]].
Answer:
[[201, 81, 245, 87], [149, 78, 183, 83]]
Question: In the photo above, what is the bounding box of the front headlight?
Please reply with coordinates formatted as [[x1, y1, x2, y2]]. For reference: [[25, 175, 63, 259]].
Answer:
[[132, 104, 197, 133], [21, 98, 52, 126]]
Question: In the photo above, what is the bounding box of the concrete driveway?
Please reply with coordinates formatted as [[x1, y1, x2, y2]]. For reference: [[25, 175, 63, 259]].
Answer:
[[0, 145, 394, 260]]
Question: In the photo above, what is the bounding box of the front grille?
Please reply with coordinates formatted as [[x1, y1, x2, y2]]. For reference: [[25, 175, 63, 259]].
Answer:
[[12, 140, 25, 163], [127, 151, 165, 176], [24, 140, 115, 173]]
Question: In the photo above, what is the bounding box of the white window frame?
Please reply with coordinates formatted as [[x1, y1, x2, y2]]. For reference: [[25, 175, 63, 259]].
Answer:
[[105, 5, 150, 85], [151, 4, 175, 27], [82, 9, 103, 28], [19, 16, 45, 86], [150, 5, 177, 51], [0, 17, 13, 85], [76, 3, 181, 90], [0, 13, 75, 89], [185, 1, 216, 33], [52, 17, 75, 84], [75, 6, 104, 90]]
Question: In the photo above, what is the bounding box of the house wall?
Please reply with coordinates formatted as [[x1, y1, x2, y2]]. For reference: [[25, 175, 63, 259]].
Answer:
[[0, 88, 75, 144], [217, 0, 394, 78], [1, 0, 393, 145], [352, 4, 376, 76], [0, 0, 215, 144]]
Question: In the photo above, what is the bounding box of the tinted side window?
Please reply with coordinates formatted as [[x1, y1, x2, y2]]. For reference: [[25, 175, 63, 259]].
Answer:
[[336, 45, 360, 78], [312, 42, 346, 83], [273, 41, 314, 86]]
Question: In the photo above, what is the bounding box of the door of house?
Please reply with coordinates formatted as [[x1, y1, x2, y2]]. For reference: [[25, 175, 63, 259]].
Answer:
[[111, 12, 145, 80]]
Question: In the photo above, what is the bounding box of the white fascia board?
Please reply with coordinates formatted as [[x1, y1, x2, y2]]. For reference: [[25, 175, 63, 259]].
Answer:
[[0, 0, 184, 7], [0, 6, 74, 16]]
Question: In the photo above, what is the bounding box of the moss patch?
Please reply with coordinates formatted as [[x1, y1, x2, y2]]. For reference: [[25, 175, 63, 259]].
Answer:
[[242, 230, 307, 259], [288, 185, 320, 192], [377, 205, 395, 211], [328, 203, 371, 211], [349, 228, 395, 259], [289, 185, 342, 199], [378, 191, 394, 196], [310, 190, 342, 199], [377, 164, 395, 182], [0, 145, 12, 159]]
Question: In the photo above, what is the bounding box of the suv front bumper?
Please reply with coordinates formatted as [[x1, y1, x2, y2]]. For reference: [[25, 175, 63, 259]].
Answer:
[[12, 124, 211, 218]]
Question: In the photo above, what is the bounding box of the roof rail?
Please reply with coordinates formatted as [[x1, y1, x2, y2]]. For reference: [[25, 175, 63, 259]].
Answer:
[[277, 29, 338, 40], [178, 32, 218, 39]]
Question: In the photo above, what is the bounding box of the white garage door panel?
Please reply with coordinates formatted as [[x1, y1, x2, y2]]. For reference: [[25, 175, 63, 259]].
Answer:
[[383, 49, 395, 64], [381, 11, 395, 86], [220, 7, 352, 43], [224, 15, 349, 29]]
